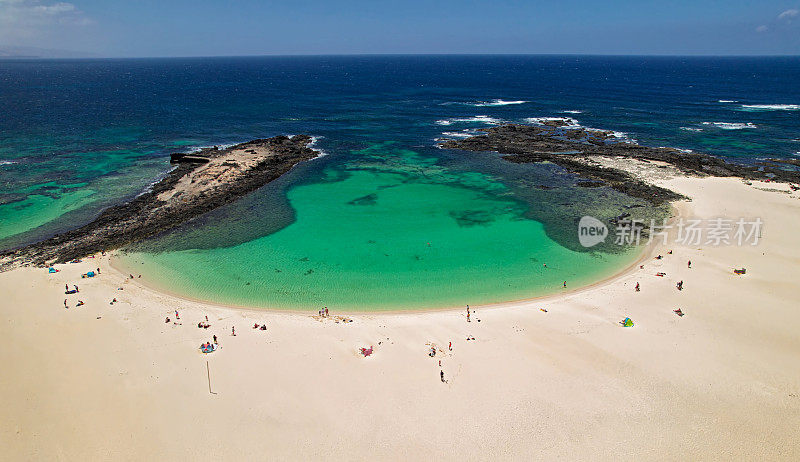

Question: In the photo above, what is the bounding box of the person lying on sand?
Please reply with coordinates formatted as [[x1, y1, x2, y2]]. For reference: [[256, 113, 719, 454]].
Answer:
[[76, 300, 84, 306]]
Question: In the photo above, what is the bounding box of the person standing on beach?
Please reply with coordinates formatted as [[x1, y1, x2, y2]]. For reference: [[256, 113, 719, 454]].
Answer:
[[563, 281, 567, 288], [213, 335, 218, 344], [64, 299, 68, 309], [466, 305, 470, 322], [231, 326, 236, 336], [65, 284, 69, 292], [635, 282, 640, 292], [440, 370, 446, 383], [688, 260, 692, 268]]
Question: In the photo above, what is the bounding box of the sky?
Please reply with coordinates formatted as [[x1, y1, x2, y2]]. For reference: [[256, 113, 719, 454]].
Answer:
[[0, 0, 798, 57]]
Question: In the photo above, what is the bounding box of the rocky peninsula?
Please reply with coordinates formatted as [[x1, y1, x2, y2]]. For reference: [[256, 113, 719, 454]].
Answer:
[[439, 121, 800, 205], [1, 135, 319, 269]]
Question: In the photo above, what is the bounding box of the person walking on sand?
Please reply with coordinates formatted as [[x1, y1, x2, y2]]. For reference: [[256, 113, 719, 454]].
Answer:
[[448, 341, 452, 351], [635, 282, 640, 292], [231, 326, 236, 336], [175, 310, 179, 320], [466, 305, 471, 322], [440, 370, 446, 383], [65, 284, 69, 292], [688, 260, 692, 269], [213, 335, 218, 344], [64, 299, 68, 309]]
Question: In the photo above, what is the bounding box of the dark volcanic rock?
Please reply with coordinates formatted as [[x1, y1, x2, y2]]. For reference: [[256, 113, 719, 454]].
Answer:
[[439, 124, 800, 205], [1, 135, 319, 269]]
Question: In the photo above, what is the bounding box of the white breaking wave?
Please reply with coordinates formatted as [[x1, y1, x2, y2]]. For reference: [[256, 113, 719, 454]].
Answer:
[[439, 131, 474, 139], [523, 117, 581, 128], [739, 104, 799, 111], [0, 160, 16, 166], [189, 143, 237, 153], [441, 99, 527, 107], [435, 115, 503, 126], [472, 99, 527, 107], [680, 127, 703, 132], [701, 122, 757, 130], [522, 117, 634, 144], [307, 136, 329, 159], [718, 100, 738, 103], [558, 110, 583, 114]]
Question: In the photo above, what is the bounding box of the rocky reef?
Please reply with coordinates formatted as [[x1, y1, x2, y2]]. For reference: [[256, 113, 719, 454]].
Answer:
[[439, 122, 800, 205], [1, 135, 319, 269]]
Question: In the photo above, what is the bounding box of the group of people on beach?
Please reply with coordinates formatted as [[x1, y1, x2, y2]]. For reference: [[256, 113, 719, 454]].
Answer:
[[632, 251, 691, 318]]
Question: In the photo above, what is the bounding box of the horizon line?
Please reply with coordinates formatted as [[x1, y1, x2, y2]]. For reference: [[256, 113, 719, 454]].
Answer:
[[2, 52, 799, 61]]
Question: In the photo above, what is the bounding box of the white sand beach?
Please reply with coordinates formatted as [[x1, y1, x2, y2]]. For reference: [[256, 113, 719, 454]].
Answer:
[[2, 161, 799, 460]]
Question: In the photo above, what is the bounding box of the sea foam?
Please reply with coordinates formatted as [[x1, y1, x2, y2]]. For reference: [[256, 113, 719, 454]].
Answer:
[[523, 117, 580, 128], [442, 99, 528, 107], [308, 136, 330, 159], [472, 99, 528, 107], [439, 131, 474, 139], [435, 115, 503, 126], [701, 122, 757, 130], [680, 127, 703, 132], [739, 104, 799, 111]]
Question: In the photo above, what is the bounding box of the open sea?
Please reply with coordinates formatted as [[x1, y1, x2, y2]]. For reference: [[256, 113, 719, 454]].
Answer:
[[1, 55, 798, 310]]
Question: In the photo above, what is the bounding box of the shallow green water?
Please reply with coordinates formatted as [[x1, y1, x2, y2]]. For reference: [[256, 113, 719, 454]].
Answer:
[[119, 145, 640, 311], [0, 187, 96, 241]]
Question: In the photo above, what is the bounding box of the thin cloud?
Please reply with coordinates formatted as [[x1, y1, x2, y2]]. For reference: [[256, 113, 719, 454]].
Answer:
[[32, 2, 76, 15], [0, 0, 93, 41], [755, 25, 768, 32], [778, 9, 798, 20]]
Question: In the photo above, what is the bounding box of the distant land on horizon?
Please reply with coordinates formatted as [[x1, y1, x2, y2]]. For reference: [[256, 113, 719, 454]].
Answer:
[[0, 46, 97, 59]]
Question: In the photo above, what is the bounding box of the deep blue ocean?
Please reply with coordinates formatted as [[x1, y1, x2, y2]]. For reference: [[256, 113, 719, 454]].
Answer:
[[1, 55, 799, 252]]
